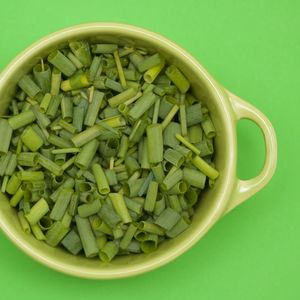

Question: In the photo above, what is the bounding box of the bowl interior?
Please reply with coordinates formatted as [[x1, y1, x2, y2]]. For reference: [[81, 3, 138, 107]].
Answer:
[[0, 24, 234, 278]]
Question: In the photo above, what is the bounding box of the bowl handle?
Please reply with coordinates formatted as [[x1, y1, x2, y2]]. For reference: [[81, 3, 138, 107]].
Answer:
[[224, 90, 277, 214]]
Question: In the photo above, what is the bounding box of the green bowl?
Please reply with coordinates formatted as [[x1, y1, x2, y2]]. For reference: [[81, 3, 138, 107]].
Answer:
[[0, 23, 277, 279]]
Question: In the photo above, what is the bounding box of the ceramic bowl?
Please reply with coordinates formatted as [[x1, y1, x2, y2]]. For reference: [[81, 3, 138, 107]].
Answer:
[[0, 23, 277, 279]]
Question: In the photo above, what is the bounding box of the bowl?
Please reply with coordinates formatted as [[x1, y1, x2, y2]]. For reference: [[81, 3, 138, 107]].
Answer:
[[0, 22, 277, 279]]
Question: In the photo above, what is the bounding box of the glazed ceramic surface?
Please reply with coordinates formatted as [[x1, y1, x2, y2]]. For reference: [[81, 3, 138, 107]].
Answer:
[[0, 23, 277, 279]]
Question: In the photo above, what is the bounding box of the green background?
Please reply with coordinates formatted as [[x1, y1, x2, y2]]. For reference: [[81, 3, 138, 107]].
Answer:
[[0, 0, 299, 299]]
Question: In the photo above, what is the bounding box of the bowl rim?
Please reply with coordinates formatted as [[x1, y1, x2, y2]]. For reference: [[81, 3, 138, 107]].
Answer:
[[0, 22, 236, 279]]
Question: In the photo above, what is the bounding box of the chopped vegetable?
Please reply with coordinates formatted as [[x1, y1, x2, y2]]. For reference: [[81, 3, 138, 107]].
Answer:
[[0, 41, 219, 261]]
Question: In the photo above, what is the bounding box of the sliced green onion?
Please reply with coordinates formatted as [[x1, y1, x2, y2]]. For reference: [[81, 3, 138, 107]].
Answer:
[[144, 181, 158, 213], [166, 217, 190, 238], [33, 63, 51, 93], [61, 96, 73, 122], [128, 92, 158, 121], [61, 229, 83, 255], [164, 148, 184, 168], [108, 88, 137, 108], [191, 156, 219, 180], [138, 221, 164, 236], [25, 198, 49, 225], [31, 224, 46, 240], [21, 126, 43, 152], [109, 193, 132, 223], [92, 163, 110, 194], [17, 211, 31, 234], [188, 125, 203, 143], [18, 75, 41, 98], [48, 50, 76, 77], [99, 241, 119, 262], [140, 234, 158, 253], [175, 134, 201, 155], [143, 59, 165, 83], [69, 41, 92, 67], [137, 53, 163, 73], [8, 110, 36, 130], [78, 199, 101, 218], [91, 44, 118, 54], [45, 221, 69, 247], [146, 124, 163, 164], [165, 65, 190, 93], [75, 139, 99, 169], [186, 103, 203, 126], [120, 223, 137, 250], [50, 188, 73, 221], [37, 154, 63, 176], [98, 203, 121, 228], [84, 90, 104, 126], [201, 115, 216, 138], [155, 207, 181, 230], [160, 168, 183, 191], [161, 104, 179, 130]]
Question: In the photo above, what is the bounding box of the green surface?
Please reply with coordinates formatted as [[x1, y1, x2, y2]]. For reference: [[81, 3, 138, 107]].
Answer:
[[0, 0, 298, 299]]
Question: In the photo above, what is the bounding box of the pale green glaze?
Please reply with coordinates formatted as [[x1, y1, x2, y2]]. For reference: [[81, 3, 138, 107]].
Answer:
[[0, 23, 277, 279]]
